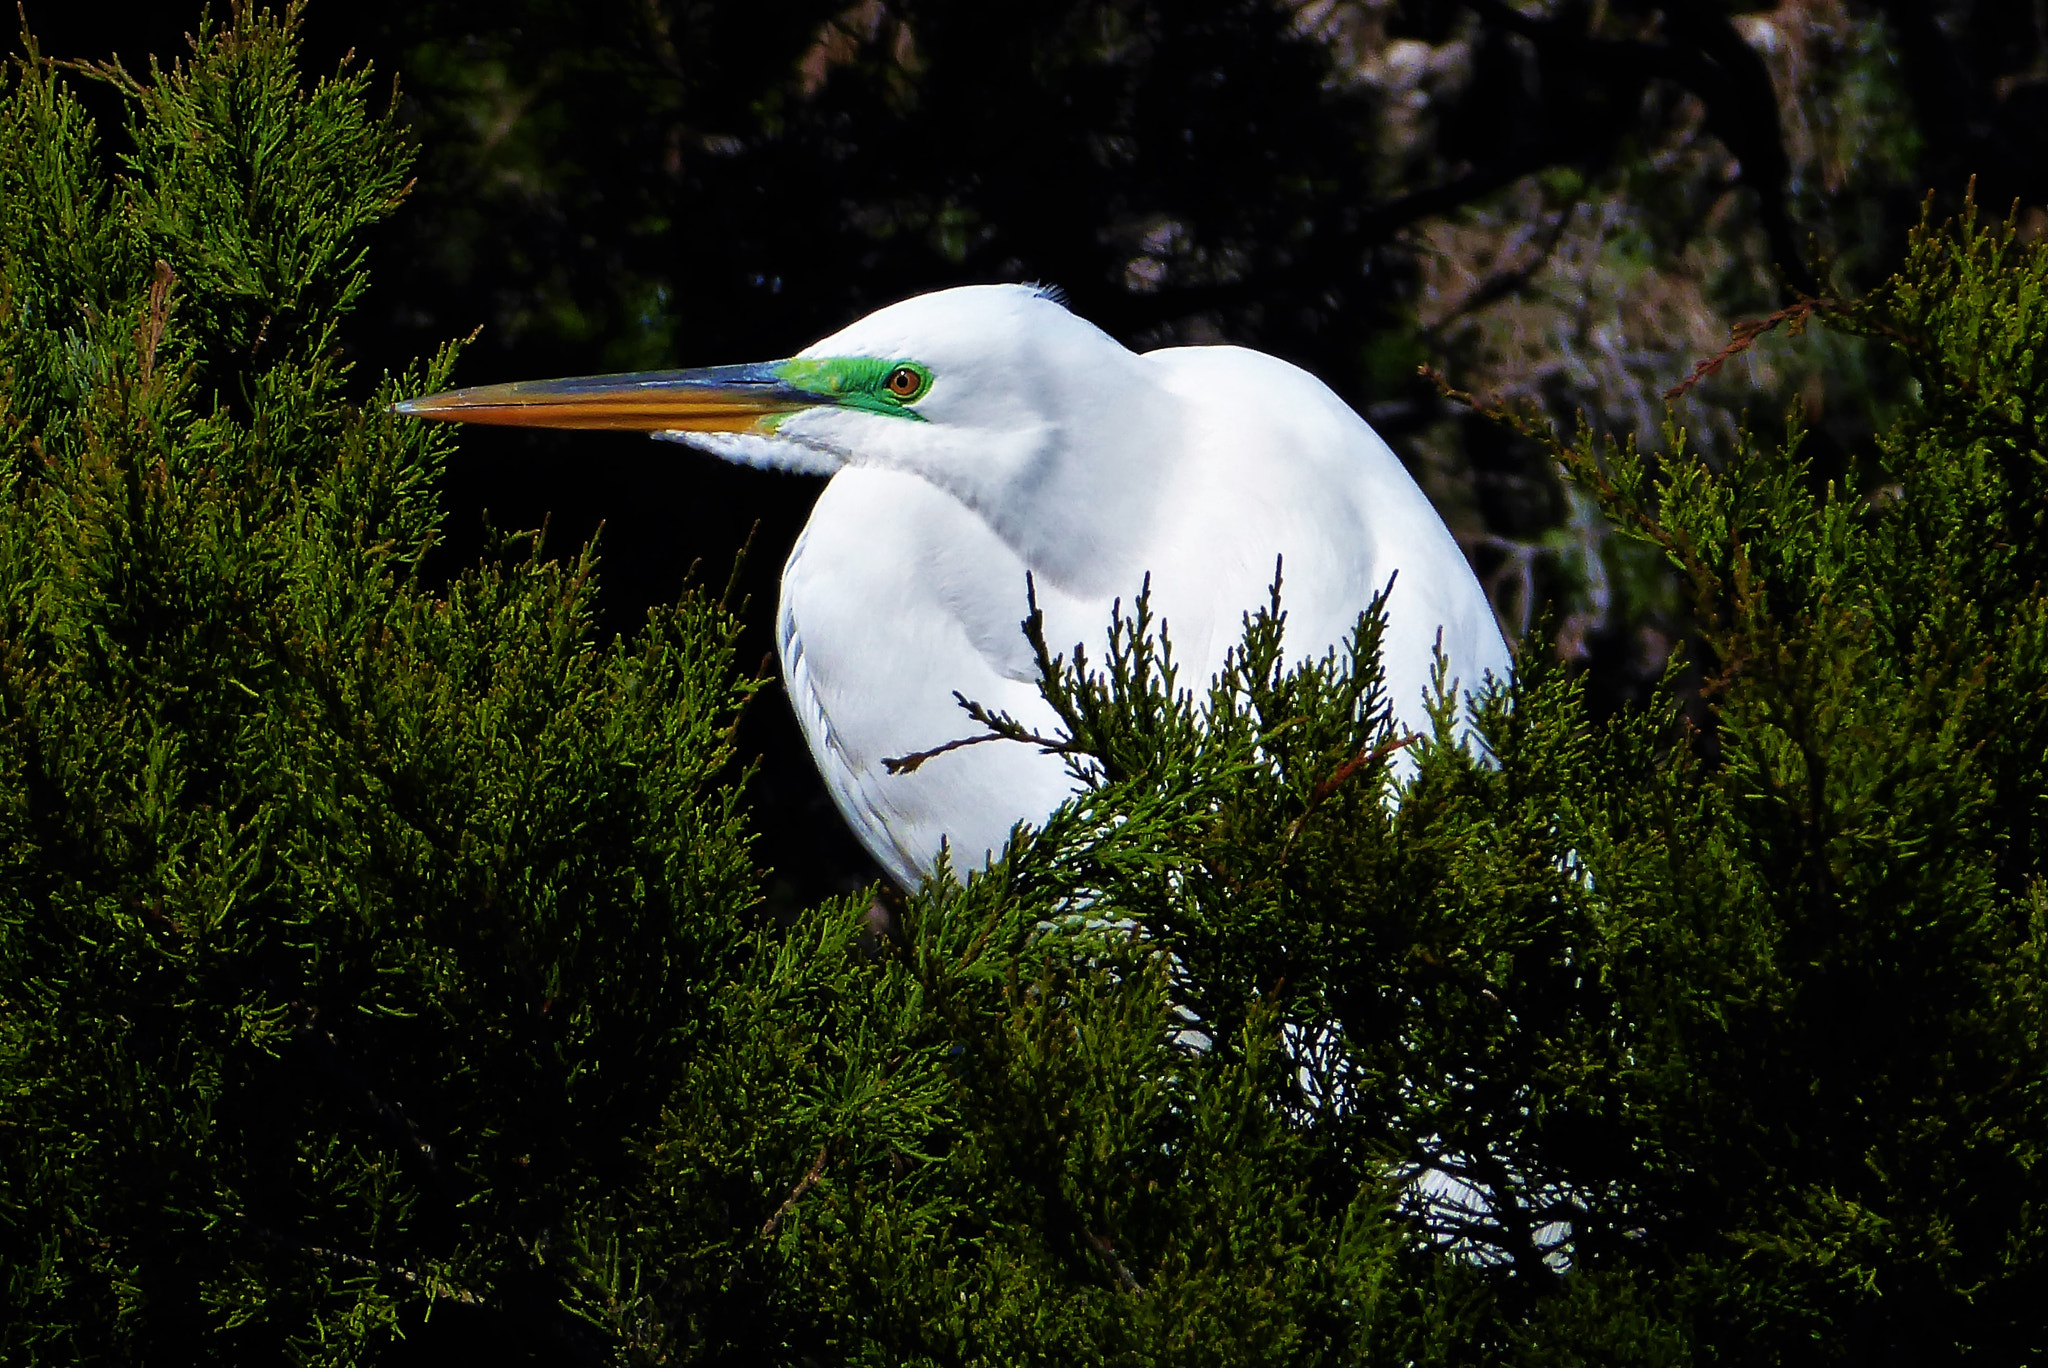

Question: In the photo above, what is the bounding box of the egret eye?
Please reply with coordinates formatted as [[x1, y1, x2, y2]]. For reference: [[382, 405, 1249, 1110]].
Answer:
[[885, 365, 924, 399]]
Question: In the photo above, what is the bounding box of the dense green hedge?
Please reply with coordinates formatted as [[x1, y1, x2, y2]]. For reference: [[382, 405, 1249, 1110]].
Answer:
[[2, 11, 2042, 1364]]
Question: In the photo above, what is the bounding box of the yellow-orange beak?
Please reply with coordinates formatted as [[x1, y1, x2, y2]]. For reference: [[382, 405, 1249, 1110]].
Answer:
[[392, 362, 819, 433]]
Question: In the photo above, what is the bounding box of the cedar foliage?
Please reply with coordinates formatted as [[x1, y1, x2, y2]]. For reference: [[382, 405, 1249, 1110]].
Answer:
[[2, 8, 2044, 1365]]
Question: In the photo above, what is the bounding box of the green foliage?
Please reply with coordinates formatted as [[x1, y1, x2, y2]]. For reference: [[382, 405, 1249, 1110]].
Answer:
[[3, 8, 2046, 1366], [0, 9, 769, 1361], [994, 197, 2048, 1359]]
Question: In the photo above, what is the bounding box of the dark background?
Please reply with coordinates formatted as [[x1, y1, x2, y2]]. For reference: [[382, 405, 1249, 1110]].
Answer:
[[27, 0, 2048, 904]]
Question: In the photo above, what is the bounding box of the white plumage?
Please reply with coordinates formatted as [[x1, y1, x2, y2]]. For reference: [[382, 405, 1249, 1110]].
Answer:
[[682, 286, 1508, 886]]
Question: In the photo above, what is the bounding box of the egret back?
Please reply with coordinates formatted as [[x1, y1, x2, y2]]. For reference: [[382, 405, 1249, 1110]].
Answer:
[[1140, 345, 1511, 732], [778, 344, 1509, 888]]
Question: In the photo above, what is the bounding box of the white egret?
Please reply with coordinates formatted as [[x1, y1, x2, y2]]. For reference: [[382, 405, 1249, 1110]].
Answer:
[[397, 284, 1510, 888]]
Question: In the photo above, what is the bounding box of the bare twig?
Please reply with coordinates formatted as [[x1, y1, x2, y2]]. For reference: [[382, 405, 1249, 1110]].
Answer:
[[1304, 732, 1420, 809], [1664, 297, 1841, 399], [760, 1145, 830, 1238], [883, 691, 1080, 774], [137, 260, 175, 384], [1416, 365, 1546, 439], [1084, 1229, 1144, 1294], [1281, 732, 1420, 853], [882, 729, 1011, 775]]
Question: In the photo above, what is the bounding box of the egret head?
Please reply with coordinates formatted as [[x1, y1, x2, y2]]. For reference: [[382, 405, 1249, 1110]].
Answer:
[[396, 282, 1175, 586]]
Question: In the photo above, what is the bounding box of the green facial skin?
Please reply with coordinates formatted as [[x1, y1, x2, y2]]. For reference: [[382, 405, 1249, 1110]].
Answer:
[[774, 357, 935, 419]]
